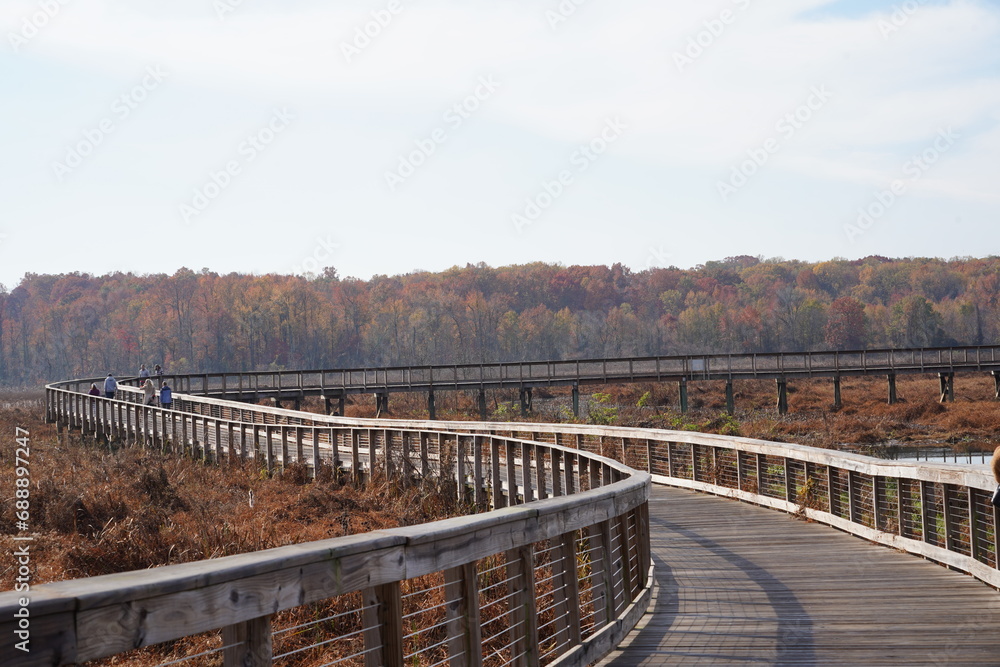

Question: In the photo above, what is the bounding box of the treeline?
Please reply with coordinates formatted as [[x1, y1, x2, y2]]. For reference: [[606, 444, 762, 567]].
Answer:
[[1, 255, 998, 386]]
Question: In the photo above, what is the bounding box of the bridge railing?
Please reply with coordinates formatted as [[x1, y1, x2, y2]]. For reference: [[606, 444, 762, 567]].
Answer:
[[2, 384, 652, 667], [49, 378, 1000, 591]]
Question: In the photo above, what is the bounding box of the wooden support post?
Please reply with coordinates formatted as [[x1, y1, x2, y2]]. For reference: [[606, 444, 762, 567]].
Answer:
[[939, 372, 955, 403], [428, 391, 436, 420], [572, 384, 580, 417], [994, 371, 1000, 400], [833, 376, 842, 409], [887, 374, 898, 405], [678, 379, 688, 414], [506, 546, 540, 667], [776, 379, 789, 415], [444, 563, 483, 667], [338, 395, 346, 417], [324, 396, 332, 415], [725, 379, 735, 415], [222, 615, 272, 667], [363, 583, 404, 667], [295, 427, 304, 465], [519, 387, 532, 416], [478, 390, 488, 421]]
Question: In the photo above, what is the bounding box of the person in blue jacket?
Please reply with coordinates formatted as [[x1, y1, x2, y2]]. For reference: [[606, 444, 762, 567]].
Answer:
[[160, 381, 173, 409], [103, 373, 118, 399]]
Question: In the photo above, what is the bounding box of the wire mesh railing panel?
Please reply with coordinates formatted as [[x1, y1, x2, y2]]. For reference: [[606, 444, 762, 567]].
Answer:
[[737, 451, 757, 495], [854, 473, 876, 528], [828, 468, 850, 520], [478, 553, 519, 667], [714, 449, 739, 489], [271, 592, 373, 666], [923, 483, 946, 549], [671, 443, 693, 481], [876, 477, 901, 534], [647, 439, 670, 477], [899, 479, 924, 541], [575, 528, 605, 641], [533, 540, 572, 664], [759, 455, 786, 500], [400, 572, 452, 667], [971, 488, 998, 568], [692, 444, 711, 483], [945, 485, 973, 557]]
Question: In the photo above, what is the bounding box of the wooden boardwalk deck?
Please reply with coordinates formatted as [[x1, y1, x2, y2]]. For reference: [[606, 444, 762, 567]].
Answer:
[[598, 486, 1000, 666]]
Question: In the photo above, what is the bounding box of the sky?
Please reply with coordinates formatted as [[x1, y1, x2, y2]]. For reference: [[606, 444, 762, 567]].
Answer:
[[1, 0, 998, 286]]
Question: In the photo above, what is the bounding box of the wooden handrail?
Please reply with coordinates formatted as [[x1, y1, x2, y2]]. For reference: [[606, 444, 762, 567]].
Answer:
[[2, 384, 653, 666]]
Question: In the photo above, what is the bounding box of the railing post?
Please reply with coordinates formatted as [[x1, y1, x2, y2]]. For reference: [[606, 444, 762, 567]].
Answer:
[[457, 435, 467, 503], [506, 440, 518, 505], [222, 615, 272, 667], [444, 563, 483, 667], [363, 583, 404, 667], [420, 432, 430, 480], [352, 430, 362, 485], [265, 425, 274, 473], [968, 486, 981, 563], [535, 446, 547, 501], [550, 530, 582, 651], [847, 470, 859, 524], [942, 484, 956, 552], [506, 545, 540, 667], [474, 435, 486, 507], [783, 457, 793, 502]]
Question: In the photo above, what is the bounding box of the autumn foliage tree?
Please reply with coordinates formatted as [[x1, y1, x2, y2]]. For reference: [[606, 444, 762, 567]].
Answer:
[[1, 256, 999, 386]]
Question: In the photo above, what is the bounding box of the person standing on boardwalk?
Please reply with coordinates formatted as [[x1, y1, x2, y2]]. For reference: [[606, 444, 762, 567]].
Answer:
[[139, 364, 150, 380], [160, 381, 172, 410], [103, 373, 118, 399], [153, 364, 163, 383], [991, 447, 1000, 507], [142, 379, 156, 405], [88, 383, 100, 397]]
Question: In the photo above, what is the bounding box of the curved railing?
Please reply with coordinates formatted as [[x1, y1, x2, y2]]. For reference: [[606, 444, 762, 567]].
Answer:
[[1, 381, 653, 667], [105, 374, 1000, 590]]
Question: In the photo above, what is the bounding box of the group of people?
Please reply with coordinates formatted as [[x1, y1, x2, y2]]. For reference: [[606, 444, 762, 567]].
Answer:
[[87, 364, 173, 409]]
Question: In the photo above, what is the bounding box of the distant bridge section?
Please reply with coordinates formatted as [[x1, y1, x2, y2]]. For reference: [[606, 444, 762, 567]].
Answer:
[[139, 345, 1000, 417]]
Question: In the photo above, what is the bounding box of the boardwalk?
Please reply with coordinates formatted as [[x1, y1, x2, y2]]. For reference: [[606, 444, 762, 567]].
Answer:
[[599, 486, 1000, 666]]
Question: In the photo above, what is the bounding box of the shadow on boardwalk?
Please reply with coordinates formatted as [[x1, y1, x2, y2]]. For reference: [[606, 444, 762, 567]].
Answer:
[[597, 487, 1000, 666]]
